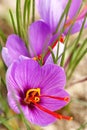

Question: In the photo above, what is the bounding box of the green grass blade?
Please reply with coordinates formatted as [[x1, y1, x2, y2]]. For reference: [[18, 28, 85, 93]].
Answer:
[[48, 46, 56, 63], [54, 0, 72, 34], [9, 9, 17, 34], [67, 38, 87, 73], [16, 0, 22, 36], [73, 15, 87, 48], [60, 4, 82, 67], [32, 0, 35, 22], [0, 118, 13, 130], [67, 48, 87, 79], [23, 0, 28, 28], [27, 0, 31, 26]]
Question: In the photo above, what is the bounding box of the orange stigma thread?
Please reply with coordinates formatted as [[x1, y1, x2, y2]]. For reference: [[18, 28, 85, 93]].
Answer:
[[65, 19, 73, 28], [32, 100, 73, 121], [24, 88, 72, 121], [24, 88, 40, 104], [46, 35, 64, 55], [40, 95, 70, 103], [59, 35, 65, 43], [65, 5, 87, 29]]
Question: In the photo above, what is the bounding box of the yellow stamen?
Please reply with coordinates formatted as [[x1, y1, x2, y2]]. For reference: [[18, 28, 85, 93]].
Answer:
[[33, 57, 37, 61], [24, 88, 40, 104]]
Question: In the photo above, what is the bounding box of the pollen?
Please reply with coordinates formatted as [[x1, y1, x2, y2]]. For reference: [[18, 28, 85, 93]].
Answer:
[[24, 88, 40, 104]]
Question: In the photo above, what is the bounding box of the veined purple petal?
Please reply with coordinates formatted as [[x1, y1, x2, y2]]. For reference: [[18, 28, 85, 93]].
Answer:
[[35, 0, 67, 33], [28, 20, 52, 57], [6, 58, 69, 126], [2, 34, 29, 67], [40, 89, 69, 111], [68, 0, 82, 20], [6, 57, 41, 93], [7, 92, 20, 113], [40, 64, 66, 92], [23, 106, 56, 126]]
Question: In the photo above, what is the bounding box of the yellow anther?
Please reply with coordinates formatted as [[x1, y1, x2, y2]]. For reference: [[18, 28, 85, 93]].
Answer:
[[33, 57, 37, 61], [24, 88, 40, 104], [34, 97, 40, 103]]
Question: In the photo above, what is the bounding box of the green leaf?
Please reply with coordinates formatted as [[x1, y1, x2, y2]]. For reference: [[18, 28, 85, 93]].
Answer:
[[16, 0, 22, 36], [27, 0, 31, 25], [67, 38, 87, 77], [9, 9, 17, 34], [0, 29, 7, 43], [0, 43, 2, 52], [23, 0, 28, 28], [32, 0, 35, 22], [54, 0, 72, 34], [60, 3, 82, 67], [0, 92, 9, 112], [48, 46, 56, 63], [67, 48, 87, 79], [23, 0, 31, 30], [55, 41, 60, 60], [0, 76, 6, 87], [0, 117, 13, 130]]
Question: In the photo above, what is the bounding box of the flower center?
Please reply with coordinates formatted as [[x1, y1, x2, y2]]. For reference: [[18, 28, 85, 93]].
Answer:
[[24, 88, 40, 104], [33, 55, 44, 64], [24, 88, 72, 121]]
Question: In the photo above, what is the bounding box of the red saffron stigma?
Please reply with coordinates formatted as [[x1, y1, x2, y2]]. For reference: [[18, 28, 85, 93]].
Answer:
[[59, 36, 64, 43], [51, 40, 58, 49], [45, 40, 58, 56], [40, 95, 70, 103], [32, 100, 72, 121]]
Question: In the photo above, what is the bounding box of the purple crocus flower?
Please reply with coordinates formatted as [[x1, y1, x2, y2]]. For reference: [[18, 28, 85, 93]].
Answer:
[[6, 57, 72, 126], [3, 0, 86, 67], [2, 21, 53, 67], [35, 0, 87, 64], [35, 0, 87, 34]]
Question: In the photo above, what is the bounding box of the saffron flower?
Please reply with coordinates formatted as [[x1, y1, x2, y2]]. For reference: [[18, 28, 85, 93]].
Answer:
[[35, 0, 87, 34], [6, 57, 72, 126], [34, 0, 87, 64], [2, 21, 53, 67]]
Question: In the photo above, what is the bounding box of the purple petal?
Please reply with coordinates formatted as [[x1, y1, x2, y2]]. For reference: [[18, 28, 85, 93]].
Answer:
[[35, 0, 67, 33], [40, 64, 66, 92], [2, 34, 29, 67], [28, 20, 52, 57], [6, 57, 69, 126], [23, 105, 56, 126], [39, 64, 68, 111], [40, 89, 69, 111], [68, 0, 82, 20], [6, 57, 42, 94], [77, 6, 87, 21], [64, 18, 87, 35], [7, 92, 20, 113]]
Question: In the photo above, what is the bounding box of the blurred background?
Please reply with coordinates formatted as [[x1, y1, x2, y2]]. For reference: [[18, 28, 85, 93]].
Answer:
[[0, 0, 87, 130]]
